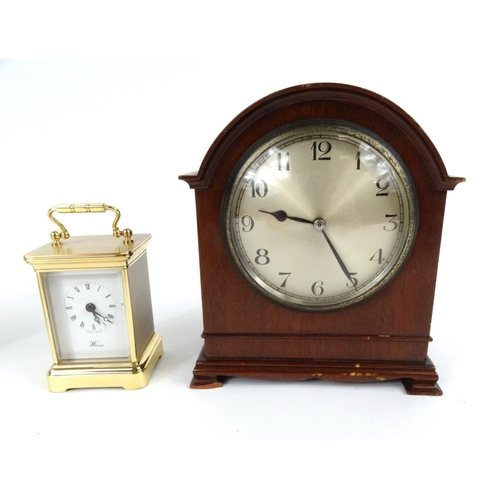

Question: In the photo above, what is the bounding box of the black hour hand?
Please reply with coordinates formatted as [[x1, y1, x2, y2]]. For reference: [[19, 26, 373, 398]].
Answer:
[[259, 209, 313, 225]]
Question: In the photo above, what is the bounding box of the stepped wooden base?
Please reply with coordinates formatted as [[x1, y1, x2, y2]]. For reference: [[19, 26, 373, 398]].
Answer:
[[190, 347, 442, 395]]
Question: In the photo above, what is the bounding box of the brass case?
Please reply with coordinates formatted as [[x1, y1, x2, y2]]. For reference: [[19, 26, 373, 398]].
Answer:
[[24, 234, 163, 392]]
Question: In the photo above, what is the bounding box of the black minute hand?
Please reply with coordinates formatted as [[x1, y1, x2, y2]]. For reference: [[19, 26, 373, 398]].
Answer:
[[259, 209, 313, 225], [321, 230, 358, 289]]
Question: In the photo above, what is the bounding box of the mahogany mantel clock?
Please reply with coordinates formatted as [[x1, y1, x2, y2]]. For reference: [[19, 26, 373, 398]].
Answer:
[[180, 83, 464, 395]]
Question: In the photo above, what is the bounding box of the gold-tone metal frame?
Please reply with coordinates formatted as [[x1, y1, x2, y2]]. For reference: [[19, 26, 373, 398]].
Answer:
[[25, 206, 162, 392], [35, 268, 153, 358], [46, 333, 163, 392]]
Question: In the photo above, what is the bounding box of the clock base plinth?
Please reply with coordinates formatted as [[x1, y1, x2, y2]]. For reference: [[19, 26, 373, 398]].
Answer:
[[46, 333, 163, 392], [190, 348, 442, 395], [402, 377, 442, 396]]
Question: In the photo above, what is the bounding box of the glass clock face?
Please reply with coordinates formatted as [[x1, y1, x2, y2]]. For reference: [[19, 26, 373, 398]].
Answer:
[[223, 120, 418, 310], [42, 269, 130, 361]]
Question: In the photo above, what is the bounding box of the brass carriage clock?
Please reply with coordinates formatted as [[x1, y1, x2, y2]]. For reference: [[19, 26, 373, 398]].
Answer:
[[180, 83, 464, 395], [24, 203, 163, 392]]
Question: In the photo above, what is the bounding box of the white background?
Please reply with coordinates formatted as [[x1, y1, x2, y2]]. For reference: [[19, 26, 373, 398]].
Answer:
[[1, 1, 498, 498]]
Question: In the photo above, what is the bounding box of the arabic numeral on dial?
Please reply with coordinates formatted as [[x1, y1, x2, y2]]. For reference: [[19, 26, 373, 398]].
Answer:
[[241, 215, 254, 232], [279, 272, 291, 287], [311, 280, 324, 296], [346, 274, 359, 288], [384, 214, 399, 231], [250, 179, 268, 198], [376, 178, 390, 196], [277, 152, 290, 171], [370, 249, 384, 264], [255, 249, 270, 265], [311, 141, 332, 160]]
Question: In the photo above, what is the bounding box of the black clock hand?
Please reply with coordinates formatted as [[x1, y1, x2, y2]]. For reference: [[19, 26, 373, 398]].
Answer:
[[320, 230, 358, 289], [259, 209, 313, 225], [95, 311, 113, 324], [85, 303, 113, 324]]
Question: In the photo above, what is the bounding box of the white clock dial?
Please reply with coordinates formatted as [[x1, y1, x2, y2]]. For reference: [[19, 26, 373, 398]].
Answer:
[[42, 269, 130, 361], [64, 281, 118, 333], [223, 120, 418, 310]]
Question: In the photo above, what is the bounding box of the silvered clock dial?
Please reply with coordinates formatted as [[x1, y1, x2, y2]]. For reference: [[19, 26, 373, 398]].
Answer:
[[223, 120, 418, 310]]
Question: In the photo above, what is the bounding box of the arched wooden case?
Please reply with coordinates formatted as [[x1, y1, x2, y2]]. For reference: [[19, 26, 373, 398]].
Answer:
[[180, 83, 464, 395]]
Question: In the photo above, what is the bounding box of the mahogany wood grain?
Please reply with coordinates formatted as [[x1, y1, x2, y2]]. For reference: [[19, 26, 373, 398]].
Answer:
[[180, 83, 464, 395]]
